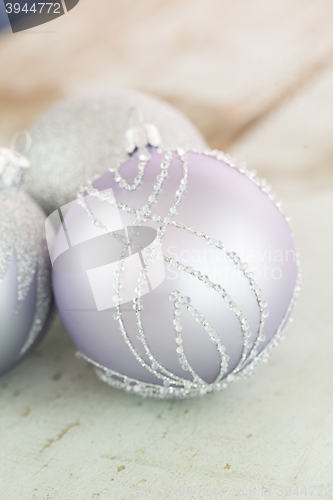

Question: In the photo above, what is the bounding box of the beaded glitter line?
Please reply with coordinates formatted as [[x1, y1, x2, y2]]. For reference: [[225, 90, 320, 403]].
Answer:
[[78, 150, 261, 395], [75, 146, 301, 399]]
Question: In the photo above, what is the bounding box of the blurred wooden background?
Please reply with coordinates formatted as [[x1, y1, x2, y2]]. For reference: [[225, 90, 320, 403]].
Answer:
[[0, 1, 333, 499], [1, 0, 333, 176]]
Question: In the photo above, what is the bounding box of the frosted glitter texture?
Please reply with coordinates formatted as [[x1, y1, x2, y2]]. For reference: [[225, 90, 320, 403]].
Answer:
[[23, 89, 207, 214], [0, 189, 54, 374]]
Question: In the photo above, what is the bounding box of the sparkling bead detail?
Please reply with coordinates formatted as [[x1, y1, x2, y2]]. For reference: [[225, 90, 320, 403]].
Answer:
[[75, 145, 301, 399]]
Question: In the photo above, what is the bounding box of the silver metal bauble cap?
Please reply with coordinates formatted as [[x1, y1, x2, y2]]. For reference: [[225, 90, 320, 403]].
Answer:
[[0, 148, 30, 188]]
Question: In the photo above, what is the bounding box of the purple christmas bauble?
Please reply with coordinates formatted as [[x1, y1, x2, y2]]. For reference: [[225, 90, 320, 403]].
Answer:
[[52, 147, 300, 398], [0, 184, 54, 375]]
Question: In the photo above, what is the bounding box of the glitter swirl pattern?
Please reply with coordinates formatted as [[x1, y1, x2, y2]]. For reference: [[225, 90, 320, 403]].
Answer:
[[75, 147, 301, 399]]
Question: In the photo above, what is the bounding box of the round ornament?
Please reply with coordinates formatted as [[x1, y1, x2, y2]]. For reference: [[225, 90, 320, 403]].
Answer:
[[51, 139, 300, 399], [0, 147, 54, 375], [23, 88, 207, 215]]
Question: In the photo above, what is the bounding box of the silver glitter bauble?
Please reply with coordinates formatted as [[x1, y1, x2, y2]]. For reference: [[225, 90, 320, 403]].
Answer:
[[23, 89, 207, 214], [0, 149, 54, 375]]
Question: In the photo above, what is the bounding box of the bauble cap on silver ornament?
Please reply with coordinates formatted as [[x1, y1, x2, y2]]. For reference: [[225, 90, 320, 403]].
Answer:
[[0, 148, 30, 188]]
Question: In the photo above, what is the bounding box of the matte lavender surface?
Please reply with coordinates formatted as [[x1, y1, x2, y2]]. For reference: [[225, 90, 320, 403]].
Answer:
[[53, 149, 297, 387], [0, 190, 54, 375]]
